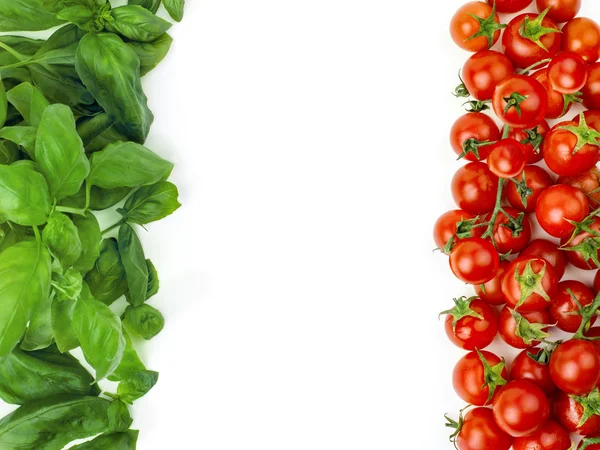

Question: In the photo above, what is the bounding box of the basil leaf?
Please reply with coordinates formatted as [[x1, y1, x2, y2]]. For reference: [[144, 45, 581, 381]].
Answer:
[[51, 268, 83, 301], [51, 297, 79, 352], [77, 112, 113, 147], [127, 33, 173, 76], [72, 213, 101, 274], [163, 0, 185, 22], [0, 346, 99, 405], [118, 224, 148, 307], [74, 284, 125, 380], [108, 328, 146, 382], [89, 141, 173, 189], [0, 141, 19, 165], [108, 399, 133, 432], [0, 0, 64, 32], [70, 430, 139, 449], [146, 259, 159, 299], [108, 5, 172, 43], [0, 126, 36, 156], [122, 181, 181, 225], [0, 241, 52, 357], [0, 164, 51, 225], [75, 32, 154, 143], [0, 395, 116, 449], [21, 293, 53, 351], [42, 211, 82, 268], [0, 78, 6, 130], [85, 238, 128, 305], [128, 0, 161, 13], [6, 82, 50, 127], [35, 104, 90, 201], [118, 370, 158, 404], [61, 183, 131, 211], [0, 36, 45, 67], [123, 304, 164, 340]]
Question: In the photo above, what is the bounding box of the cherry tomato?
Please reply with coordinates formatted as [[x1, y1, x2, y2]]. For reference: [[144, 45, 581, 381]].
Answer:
[[536, 0, 581, 23], [555, 390, 600, 435], [493, 75, 548, 129], [560, 217, 600, 270], [502, 256, 558, 312], [450, 113, 501, 161], [548, 51, 588, 94], [433, 210, 482, 251], [488, 0, 533, 14], [543, 120, 600, 177], [450, 2, 503, 53], [521, 239, 567, 280], [453, 350, 508, 406], [513, 419, 571, 450], [451, 162, 500, 215], [595, 272, 600, 294], [487, 139, 527, 179], [493, 379, 550, 437], [462, 50, 515, 101], [550, 340, 600, 395], [456, 407, 513, 450], [499, 306, 550, 349], [582, 63, 600, 110], [506, 165, 554, 213], [503, 12, 561, 69], [550, 280, 596, 332], [485, 207, 532, 254], [450, 238, 500, 285], [563, 18, 600, 63], [508, 120, 550, 163], [510, 348, 556, 395], [581, 110, 600, 132], [558, 167, 600, 210], [475, 260, 509, 305], [586, 328, 600, 358], [535, 184, 589, 238], [443, 297, 499, 351], [532, 69, 576, 120]]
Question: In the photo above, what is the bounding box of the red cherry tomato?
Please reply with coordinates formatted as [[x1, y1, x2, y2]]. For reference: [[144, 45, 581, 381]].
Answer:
[[450, 2, 503, 53], [487, 139, 527, 179], [433, 210, 482, 251], [510, 348, 556, 395], [520, 239, 567, 280], [548, 51, 588, 94], [595, 272, 600, 294], [456, 407, 513, 450], [560, 216, 600, 270], [462, 50, 515, 101], [508, 120, 550, 163], [555, 390, 600, 435], [549, 280, 596, 332], [536, 0, 581, 23], [503, 12, 561, 69], [502, 256, 558, 312], [489, 0, 534, 14], [581, 110, 600, 132], [493, 380, 550, 437], [443, 297, 499, 351], [493, 75, 548, 129], [506, 165, 554, 213], [578, 437, 600, 449], [563, 18, 600, 63], [532, 69, 576, 120], [583, 63, 600, 110], [475, 260, 509, 305], [450, 238, 500, 285], [485, 207, 532, 254], [543, 120, 600, 177], [451, 162, 500, 215], [499, 306, 550, 349], [550, 340, 600, 395], [453, 350, 508, 406], [513, 419, 571, 450], [558, 167, 600, 210], [450, 113, 501, 161], [535, 184, 589, 238]]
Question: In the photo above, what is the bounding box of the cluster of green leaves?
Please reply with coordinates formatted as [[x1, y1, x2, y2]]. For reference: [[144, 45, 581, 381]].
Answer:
[[0, 0, 184, 448]]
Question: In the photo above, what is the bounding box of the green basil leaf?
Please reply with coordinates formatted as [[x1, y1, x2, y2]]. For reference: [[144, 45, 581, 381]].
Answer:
[[61, 183, 131, 211], [0, 0, 65, 32], [35, 104, 90, 201], [75, 32, 154, 143], [108, 5, 171, 43], [73, 284, 125, 380], [21, 293, 53, 351], [127, 33, 173, 76], [0, 36, 45, 67], [108, 328, 146, 382], [51, 268, 83, 301], [145, 259, 159, 299], [89, 141, 173, 189], [0, 223, 33, 253], [72, 213, 101, 274], [0, 164, 51, 225], [0, 346, 99, 405], [51, 297, 79, 352], [107, 399, 133, 432], [42, 211, 82, 268], [0, 395, 115, 449], [56, 5, 95, 29], [42, 0, 107, 14], [0, 126, 36, 156], [118, 370, 158, 404], [122, 181, 181, 225], [0, 141, 19, 165], [76, 112, 113, 147], [128, 0, 161, 13], [123, 304, 164, 340], [85, 238, 128, 305], [0, 78, 6, 130], [84, 124, 130, 152], [118, 224, 148, 307], [163, 0, 185, 22], [6, 82, 50, 127], [70, 430, 139, 449], [0, 241, 52, 357]]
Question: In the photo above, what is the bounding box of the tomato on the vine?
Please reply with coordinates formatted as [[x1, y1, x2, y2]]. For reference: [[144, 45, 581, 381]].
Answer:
[[450, 113, 500, 161], [520, 239, 567, 280], [583, 63, 600, 110], [450, 2, 505, 52], [558, 167, 600, 210], [433, 210, 481, 251], [512, 419, 571, 450], [506, 165, 554, 213], [475, 260, 509, 305], [549, 280, 596, 332], [451, 407, 513, 450], [508, 121, 550, 163], [493, 379, 550, 437], [535, 184, 589, 238], [498, 306, 550, 349], [462, 50, 515, 101], [555, 390, 600, 435], [487, 139, 527, 179], [537, 0, 581, 23], [550, 340, 600, 395], [560, 216, 600, 270], [548, 51, 588, 94], [442, 297, 499, 351], [578, 437, 600, 449], [485, 206, 532, 254], [562, 17, 600, 63], [502, 256, 558, 312], [492, 75, 547, 128], [450, 237, 499, 284], [510, 347, 556, 395], [489, 0, 533, 14], [581, 110, 600, 132], [451, 162, 499, 215], [453, 350, 508, 406], [532, 69, 579, 120]]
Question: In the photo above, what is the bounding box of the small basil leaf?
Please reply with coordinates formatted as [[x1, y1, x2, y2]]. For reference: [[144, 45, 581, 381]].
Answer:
[[117, 370, 158, 404], [107, 5, 172, 43], [0, 126, 36, 156], [61, 183, 131, 211], [163, 0, 185, 22], [108, 328, 146, 382], [118, 224, 148, 307], [72, 213, 101, 274], [85, 238, 128, 305], [76, 112, 113, 147], [122, 181, 181, 225], [0, 78, 6, 129], [51, 297, 79, 352], [0, 141, 19, 165], [127, 33, 173, 76], [6, 82, 50, 127], [123, 304, 165, 340], [145, 259, 159, 299], [128, 0, 161, 13], [0, 36, 45, 67], [20, 293, 53, 352], [51, 268, 83, 302], [107, 399, 133, 432], [70, 430, 139, 449], [42, 211, 82, 268]]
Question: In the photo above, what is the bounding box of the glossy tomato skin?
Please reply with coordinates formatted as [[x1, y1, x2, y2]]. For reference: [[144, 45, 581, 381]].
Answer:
[[485, 207, 532, 254], [536, 0, 581, 23], [550, 280, 596, 332], [561, 217, 600, 270], [548, 51, 588, 94], [475, 260, 509, 305], [499, 306, 550, 349], [502, 256, 558, 312], [489, 0, 533, 14], [506, 165, 554, 213], [457, 407, 513, 450], [533, 69, 573, 119], [450, 238, 500, 285], [520, 239, 567, 280], [487, 139, 527, 179], [510, 348, 556, 395], [535, 184, 589, 238], [451, 162, 499, 215], [578, 437, 600, 449], [450, 113, 501, 161], [503, 14, 561, 69], [558, 167, 600, 210], [444, 299, 499, 350], [493, 75, 548, 128], [493, 380, 550, 437], [453, 350, 508, 406], [586, 327, 600, 356], [550, 340, 600, 395], [433, 209, 481, 250], [563, 18, 600, 63], [555, 390, 600, 435], [582, 63, 600, 110], [543, 121, 600, 177], [582, 110, 600, 132], [508, 120, 550, 163], [512, 419, 571, 450], [450, 2, 502, 52], [463, 50, 515, 101], [595, 272, 600, 294]]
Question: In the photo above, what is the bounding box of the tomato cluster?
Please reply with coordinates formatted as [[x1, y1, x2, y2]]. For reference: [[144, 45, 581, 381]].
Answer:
[[440, 1, 600, 449]]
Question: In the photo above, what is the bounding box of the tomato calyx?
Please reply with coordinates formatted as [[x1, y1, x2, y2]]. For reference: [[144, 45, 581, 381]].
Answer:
[[499, 210, 526, 237], [459, 138, 496, 161], [510, 308, 551, 345], [440, 217, 482, 254], [463, 99, 491, 113], [518, 8, 561, 52], [514, 260, 551, 309], [464, 2, 507, 50], [526, 341, 559, 364], [509, 174, 533, 209], [559, 113, 600, 154], [476, 348, 508, 404], [571, 389, 600, 428], [564, 237, 600, 270], [574, 294, 600, 340], [453, 71, 470, 99], [562, 92, 583, 117], [580, 437, 600, 450], [503, 92, 528, 117], [440, 296, 484, 331], [445, 405, 469, 450], [519, 126, 544, 153]]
